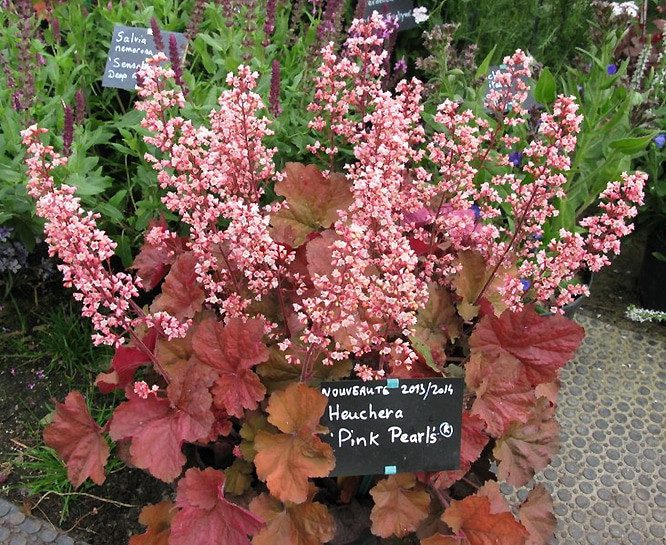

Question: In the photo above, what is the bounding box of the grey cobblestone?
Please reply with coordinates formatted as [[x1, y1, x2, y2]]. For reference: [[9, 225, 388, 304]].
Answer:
[[503, 312, 666, 545], [0, 498, 89, 545]]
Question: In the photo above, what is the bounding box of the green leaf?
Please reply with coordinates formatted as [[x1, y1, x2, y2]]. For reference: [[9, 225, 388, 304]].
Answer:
[[475, 45, 497, 79], [534, 67, 556, 105], [609, 134, 656, 155], [408, 336, 440, 374]]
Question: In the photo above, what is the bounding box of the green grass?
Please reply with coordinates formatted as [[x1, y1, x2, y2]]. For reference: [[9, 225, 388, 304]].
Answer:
[[35, 304, 113, 381]]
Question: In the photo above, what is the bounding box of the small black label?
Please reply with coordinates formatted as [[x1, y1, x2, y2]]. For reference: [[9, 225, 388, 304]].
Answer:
[[102, 24, 187, 90], [363, 0, 417, 31], [321, 378, 463, 476]]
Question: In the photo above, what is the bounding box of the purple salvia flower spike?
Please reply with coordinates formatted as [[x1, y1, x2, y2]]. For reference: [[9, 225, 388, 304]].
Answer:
[[168, 34, 187, 94], [75, 89, 86, 125], [62, 103, 74, 156], [269, 59, 282, 117], [150, 17, 165, 52]]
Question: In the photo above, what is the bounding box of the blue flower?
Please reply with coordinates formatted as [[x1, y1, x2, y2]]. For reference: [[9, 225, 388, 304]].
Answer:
[[520, 279, 531, 291], [607, 64, 618, 75], [655, 133, 666, 149], [508, 151, 523, 168]]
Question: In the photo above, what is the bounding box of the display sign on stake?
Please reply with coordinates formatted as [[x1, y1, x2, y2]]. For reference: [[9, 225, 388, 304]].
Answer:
[[362, 0, 417, 32], [102, 24, 187, 91], [321, 378, 463, 476]]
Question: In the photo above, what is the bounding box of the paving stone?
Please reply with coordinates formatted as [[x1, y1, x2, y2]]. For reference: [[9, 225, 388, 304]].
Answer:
[[19, 517, 41, 534], [499, 313, 665, 545], [8, 511, 26, 525], [0, 499, 12, 517], [39, 528, 58, 543]]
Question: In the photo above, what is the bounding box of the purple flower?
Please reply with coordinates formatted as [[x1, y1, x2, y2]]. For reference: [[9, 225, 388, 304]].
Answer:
[[520, 279, 531, 291], [186, 0, 206, 41], [606, 64, 618, 75], [150, 17, 165, 52], [36, 369, 46, 380], [508, 151, 523, 168], [75, 89, 86, 125], [62, 104, 74, 156], [264, 0, 277, 37], [269, 60, 282, 117], [169, 34, 187, 94], [655, 133, 666, 149], [394, 57, 407, 75]]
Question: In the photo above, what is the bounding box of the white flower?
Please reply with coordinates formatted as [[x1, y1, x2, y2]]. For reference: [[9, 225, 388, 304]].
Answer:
[[611, 1, 639, 18], [412, 6, 429, 24]]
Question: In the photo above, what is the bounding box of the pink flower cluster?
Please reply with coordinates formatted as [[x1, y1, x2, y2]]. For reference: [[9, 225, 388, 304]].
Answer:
[[22, 15, 646, 378], [22, 126, 140, 346], [135, 56, 288, 315], [22, 126, 188, 347], [300, 78, 431, 371], [307, 12, 390, 159]]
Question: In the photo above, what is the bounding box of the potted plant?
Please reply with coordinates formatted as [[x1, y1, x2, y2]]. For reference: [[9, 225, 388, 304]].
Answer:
[[23, 14, 645, 545]]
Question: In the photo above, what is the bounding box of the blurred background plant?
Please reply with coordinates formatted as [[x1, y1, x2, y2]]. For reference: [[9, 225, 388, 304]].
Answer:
[[0, 0, 366, 265]]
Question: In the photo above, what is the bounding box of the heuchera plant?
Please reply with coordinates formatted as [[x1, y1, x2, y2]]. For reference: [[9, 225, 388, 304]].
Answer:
[[23, 13, 645, 545]]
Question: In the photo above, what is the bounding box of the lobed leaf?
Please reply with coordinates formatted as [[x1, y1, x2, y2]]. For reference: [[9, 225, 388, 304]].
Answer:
[[192, 316, 269, 417], [151, 252, 205, 320], [254, 383, 335, 504], [442, 495, 528, 545], [412, 283, 461, 367], [470, 305, 585, 385], [518, 485, 556, 545], [370, 473, 431, 539], [131, 217, 185, 291], [271, 163, 352, 247], [170, 468, 263, 545], [95, 328, 157, 393], [43, 391, 109, 488], [466, 352, 536, 437], [493, 398, 560, 487], [250, 492, 335, 545], [129, 501, 174, 545], [108, 362, 215, 482]]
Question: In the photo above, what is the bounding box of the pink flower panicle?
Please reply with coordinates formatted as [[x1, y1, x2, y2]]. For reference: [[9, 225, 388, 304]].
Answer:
[[21, 125, 189, 346], [135, 55, 287, 314], [21, 126, 140, 346], [307, 12, 390, 159], [580, 172, 646, 270], [299, 76, 430, 371]]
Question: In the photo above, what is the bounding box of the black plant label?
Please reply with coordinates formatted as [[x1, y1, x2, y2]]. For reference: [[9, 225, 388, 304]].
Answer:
[[102, 24, 187, 91], [321, 378, 463, 476]]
